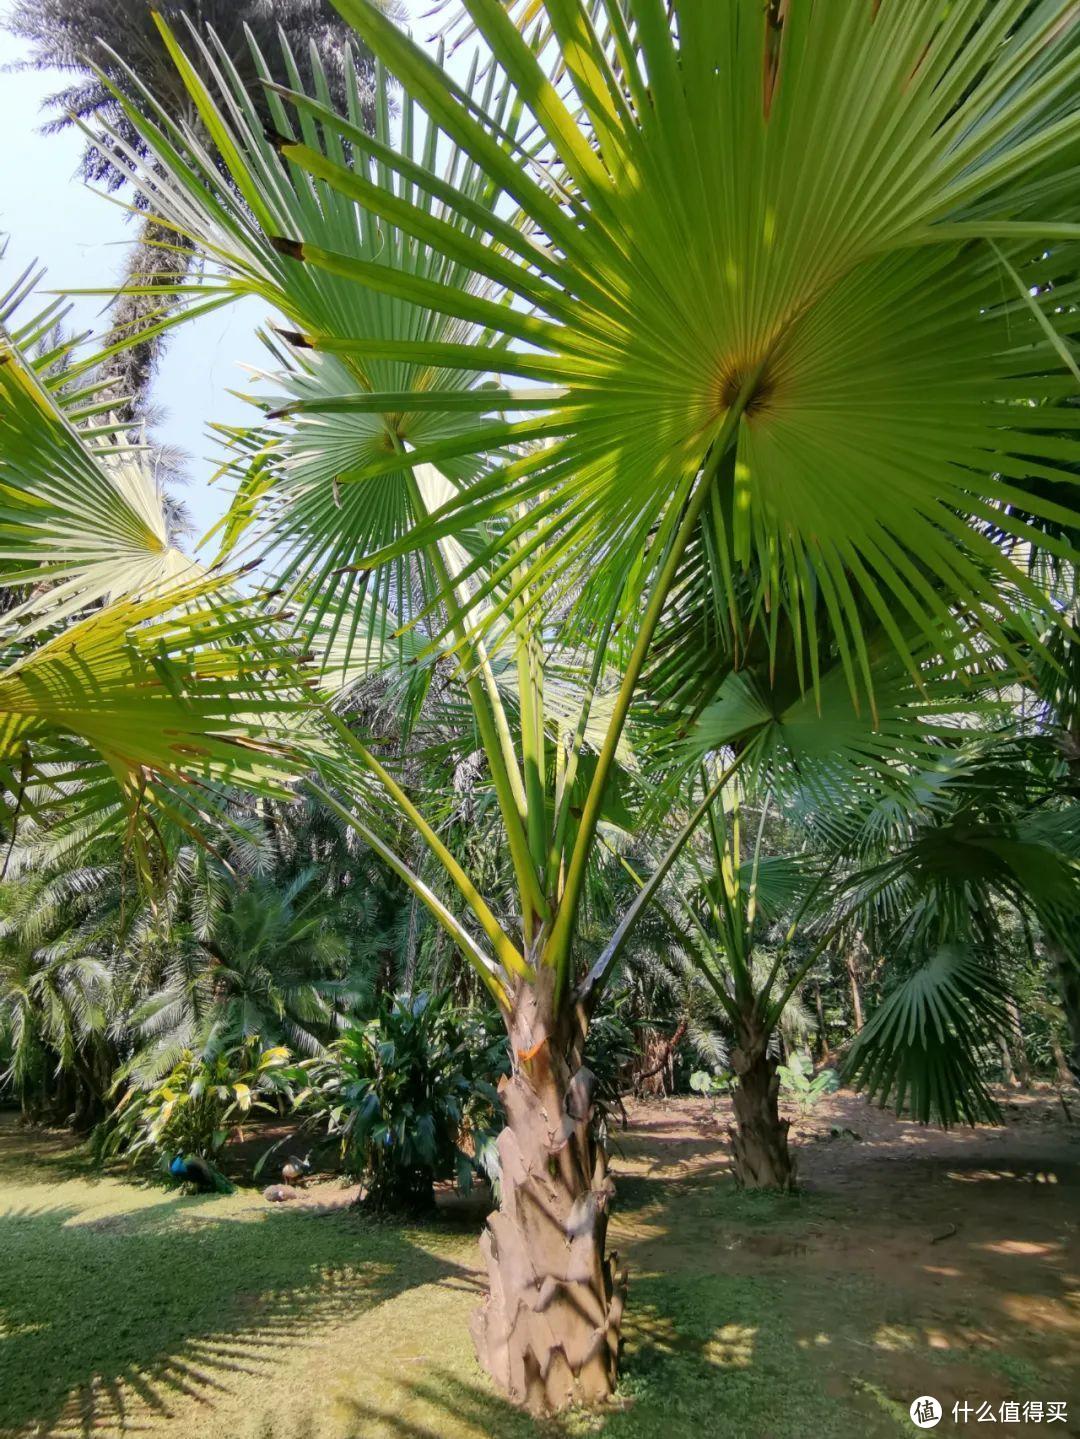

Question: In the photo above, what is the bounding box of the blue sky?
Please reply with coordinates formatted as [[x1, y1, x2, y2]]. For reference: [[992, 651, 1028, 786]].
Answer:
[[0, 0, 433, 549]]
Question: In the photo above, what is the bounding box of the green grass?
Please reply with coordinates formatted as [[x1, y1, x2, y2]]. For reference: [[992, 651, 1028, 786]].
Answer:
[[0, 1122, 908, 1439], [1, 1114, 1068, 1439]]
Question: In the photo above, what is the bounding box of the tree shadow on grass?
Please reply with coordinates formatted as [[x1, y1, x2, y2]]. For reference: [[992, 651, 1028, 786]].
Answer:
[[0, 1194, 474, 1438], [334, 1265, 900, 1439]]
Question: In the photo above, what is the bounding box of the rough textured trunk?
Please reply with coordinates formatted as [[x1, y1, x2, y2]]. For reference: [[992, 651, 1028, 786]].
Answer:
[[1051, 1033, 1074, 1089], [1006, 998, 1030, 1086], [633, 1018, 687, 1096], [102, 215, 194, 429], [999, 1034, 1019, 1087], [471, 975, 626, 1414], [729, 1029, 795, 1191]]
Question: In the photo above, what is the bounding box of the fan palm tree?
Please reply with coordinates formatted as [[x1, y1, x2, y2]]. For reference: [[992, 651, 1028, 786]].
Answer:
[[830, 731, 1080, 1110], [29, 0, 1080, 1412]]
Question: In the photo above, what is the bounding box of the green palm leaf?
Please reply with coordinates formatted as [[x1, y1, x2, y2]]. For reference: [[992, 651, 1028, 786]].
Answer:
[[686, 624, 1005, 801], [843, 945, 1010, 1126], [0, 577, 312, 806], [0, 322, 199, 631], [283, 0, 1080, 676]]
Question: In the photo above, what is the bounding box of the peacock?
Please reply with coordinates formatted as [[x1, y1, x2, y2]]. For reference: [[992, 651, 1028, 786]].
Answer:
[[169, 1153, 234, 1194], [281, 1154, 312, 1186]]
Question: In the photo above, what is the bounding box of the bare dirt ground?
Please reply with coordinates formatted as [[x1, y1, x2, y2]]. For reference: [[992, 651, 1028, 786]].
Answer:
[[608, 1087, 1080, 1435]]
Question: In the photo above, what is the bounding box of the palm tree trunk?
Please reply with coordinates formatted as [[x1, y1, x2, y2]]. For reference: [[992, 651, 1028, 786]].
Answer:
[[102, 212, 193, 428], [1050, 944, 1080, 1087], [844, 946, 865, 1031], [729, 1022, 796, 1191], [471, 973, 626, 1414]]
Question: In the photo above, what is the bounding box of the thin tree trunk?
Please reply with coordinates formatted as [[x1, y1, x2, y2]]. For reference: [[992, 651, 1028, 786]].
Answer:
[[999, 1034, 1019, 1088], [845, 946, 865, 1032], [729, 1022, 796, 1192], [471, 972, 626, 1414], [102, 214, 193, 429], [814, 980, 827, 1059], [1051, 1032, 1073, 1089], [1050, 943, 1080, 1087], [1006, 997, 1029, 1087]]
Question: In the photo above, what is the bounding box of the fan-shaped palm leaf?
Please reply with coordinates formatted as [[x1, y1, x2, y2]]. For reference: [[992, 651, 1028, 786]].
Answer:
[[166, 0, 1080, 691], [844, 945, 1010, 1125], [0, 309, 201, 631]]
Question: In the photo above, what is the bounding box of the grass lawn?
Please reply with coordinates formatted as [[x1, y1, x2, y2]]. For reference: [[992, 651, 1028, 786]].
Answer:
[[1, 1095, 1075, 1438]]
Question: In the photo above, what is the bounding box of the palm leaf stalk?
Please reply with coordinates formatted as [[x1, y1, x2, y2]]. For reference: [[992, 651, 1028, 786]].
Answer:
[[81, 0, 1080, 1412]]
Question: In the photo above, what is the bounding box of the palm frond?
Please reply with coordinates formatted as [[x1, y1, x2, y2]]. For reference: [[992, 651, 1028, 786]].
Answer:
[[844, 945, 1010, 1126]]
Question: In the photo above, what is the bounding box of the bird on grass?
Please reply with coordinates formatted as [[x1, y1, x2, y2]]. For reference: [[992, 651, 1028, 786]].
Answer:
[[169, 1154, 234, 1194]]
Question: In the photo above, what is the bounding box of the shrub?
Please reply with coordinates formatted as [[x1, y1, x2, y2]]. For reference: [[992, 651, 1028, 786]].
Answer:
[[778, 1053, 840, 1113], [97, 1042, 301, 1166], [300, 992, 504, 1213]]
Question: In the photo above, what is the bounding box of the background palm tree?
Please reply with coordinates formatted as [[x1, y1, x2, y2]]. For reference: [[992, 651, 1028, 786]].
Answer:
[[4, 0, 397, 436]]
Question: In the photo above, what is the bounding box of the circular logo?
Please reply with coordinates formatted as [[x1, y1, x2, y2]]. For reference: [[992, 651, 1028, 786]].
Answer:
[[909, 1397, 942, 1429]]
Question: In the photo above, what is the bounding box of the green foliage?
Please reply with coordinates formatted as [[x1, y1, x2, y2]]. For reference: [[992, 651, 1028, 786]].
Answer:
[[582, 994, 642, 1104], [689, 1069, 732, 1100], [300, 992, 504, 1210], [844, 947, 1009, 1126], [2, 0, 1080, 1265], [97, 1042, 301, 1165], [776, 1054, 839, 1113]]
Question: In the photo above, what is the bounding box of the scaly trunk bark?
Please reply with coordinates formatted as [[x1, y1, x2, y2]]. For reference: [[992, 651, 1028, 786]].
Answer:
[[729, 1027, 796, 1192], [471, 974, 626, 1414]]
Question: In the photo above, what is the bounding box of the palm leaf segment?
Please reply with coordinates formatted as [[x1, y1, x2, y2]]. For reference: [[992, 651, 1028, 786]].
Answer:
[[686, 626, 1007, 802], [844, 945, 1011, 1126], [0, 319, 199, 632], [74, 19, 520, 622], [0, 294, 316, 847]]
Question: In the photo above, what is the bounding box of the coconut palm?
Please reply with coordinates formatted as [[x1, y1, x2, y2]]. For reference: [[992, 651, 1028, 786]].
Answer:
[[30, 0, 1080, 1413]]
